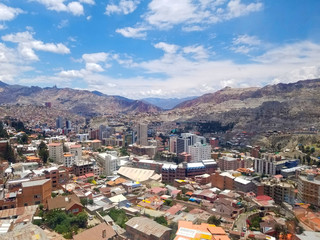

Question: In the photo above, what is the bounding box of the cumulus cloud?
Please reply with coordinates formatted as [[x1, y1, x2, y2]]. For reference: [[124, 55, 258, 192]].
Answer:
[[115, 27, 147, 39], [2, 31, 70, 61], [31, 0, 85, 16], [154, 42, 179, 54], [0, 3, 23, 21], [105, 0, 140, 15]]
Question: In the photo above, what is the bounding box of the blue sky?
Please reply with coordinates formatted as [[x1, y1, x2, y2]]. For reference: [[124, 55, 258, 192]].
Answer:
[[0, 0, 320, 99]]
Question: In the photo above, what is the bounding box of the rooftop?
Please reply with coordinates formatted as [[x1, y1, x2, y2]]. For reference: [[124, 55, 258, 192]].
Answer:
[[126, 217, 171, 238], [21, 179, 50, 188]]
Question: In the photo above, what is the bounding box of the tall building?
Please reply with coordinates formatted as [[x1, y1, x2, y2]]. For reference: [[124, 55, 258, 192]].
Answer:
[[66, 120, 71, 130], [137, 123, 148, 146], [176, 137, 190, 154], [69, 144, 82, 161], [188, 142, 211, 162], [97, 153, 118, 176], [48, 143, 64, 163], [297, 173, 320, 207], [169, 136, 177, 153], [218, 156, 246, 171], [56, 116, 63, 129]]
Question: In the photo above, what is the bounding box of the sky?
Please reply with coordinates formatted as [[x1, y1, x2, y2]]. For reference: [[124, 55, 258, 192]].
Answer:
[[0, 0, 320, 99]]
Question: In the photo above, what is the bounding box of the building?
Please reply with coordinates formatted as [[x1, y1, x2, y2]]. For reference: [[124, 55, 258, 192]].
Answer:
[[188, 142, 211, 162], [73, 160, 93, 176], [56, 116, 63, 129], [211, 171, 235, 190], [69, 144, 82, 161], [17, 179, 51, 207], [48, 143, 63, 163], [66, 120, 71, 130], [297, 174, 320, 207], [218, 156, 246, 171], [176, 137, 190, 154], [97, 153, 118, 176], [47, 194, 82, 215], [126, 217, 171, 240], [137, 123, 148, 146], [64, 153, 75, 167], [175, 221, 230, 240], [262, 179, 296, 205], [169, 136, 177, 153], [209, 138, 219, 148], [73, 222, 117, 240], [91, 139, 102, 151]]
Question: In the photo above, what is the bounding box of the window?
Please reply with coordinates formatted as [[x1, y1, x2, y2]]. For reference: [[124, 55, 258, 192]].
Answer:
[[35, 201, 41, 205], [24, 203, 28, 206], [72, 208, 79, 213]]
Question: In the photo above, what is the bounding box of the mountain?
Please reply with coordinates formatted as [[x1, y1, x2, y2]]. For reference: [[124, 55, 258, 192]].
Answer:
[[0, 82, 161, 117], [142, 96, 197, 109], [167, 79, 320, 132]]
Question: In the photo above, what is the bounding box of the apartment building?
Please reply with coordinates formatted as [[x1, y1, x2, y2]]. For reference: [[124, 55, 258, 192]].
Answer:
[[188, 142, 211, 162], [64, 153, 75, 167], [97, 153, 117, 176], [17, 179, 51, 207], [48, 143, 63, 163], [298, 174, 320, 207], [218, 156, 244, 171], [262, 179, 296, 204]]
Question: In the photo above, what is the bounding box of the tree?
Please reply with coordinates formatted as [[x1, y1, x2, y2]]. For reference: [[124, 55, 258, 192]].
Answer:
[[0, 122, 8, 138], [38, 141, 49, 164], [4, 142, 15, 163], [120, 147, 129, 156], [154, 216, 168, 226], [207, 215, 221, 226], [18, 134, 28, 144], [80, 198, 88, 206]]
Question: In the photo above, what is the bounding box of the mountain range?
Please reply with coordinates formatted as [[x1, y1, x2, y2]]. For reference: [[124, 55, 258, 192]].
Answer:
[[141, 96, 197, 110], [0, 82, 160, 117], [1, 79, 320, 133]]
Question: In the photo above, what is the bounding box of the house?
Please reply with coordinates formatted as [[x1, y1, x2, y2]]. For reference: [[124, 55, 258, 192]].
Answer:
[[125, 217, 171, 240], [47, 194, 83, 215], [73, 222, 116, 240]]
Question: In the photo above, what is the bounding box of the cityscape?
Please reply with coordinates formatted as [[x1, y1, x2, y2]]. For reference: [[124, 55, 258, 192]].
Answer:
[[0, 1, 320, 240]]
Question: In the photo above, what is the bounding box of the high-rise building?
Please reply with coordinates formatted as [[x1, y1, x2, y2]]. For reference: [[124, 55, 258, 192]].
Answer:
[[56, 116, 63, 129], [297, 173, 320, 207], [169, 136, 177, 153], [48, 143, 64, 163], [176, 137, 190, 154], [137, 123, 148, 146], [188, 142, 211, 162], [97, 153, 118, 176], [66, 120, 71, 130]]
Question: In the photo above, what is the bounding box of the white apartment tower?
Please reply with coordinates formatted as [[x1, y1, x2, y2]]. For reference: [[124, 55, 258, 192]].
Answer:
[[48, 143, 64, 163], [188, 142, 212, 162]]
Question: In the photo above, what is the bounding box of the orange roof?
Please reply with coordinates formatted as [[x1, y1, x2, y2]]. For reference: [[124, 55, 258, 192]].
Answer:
[[92, 139, 102, 143], [70, 144, 82, 148], [48, 143, 61, 147], [64, 154, 74, 157], [186, 191, 193, 196]]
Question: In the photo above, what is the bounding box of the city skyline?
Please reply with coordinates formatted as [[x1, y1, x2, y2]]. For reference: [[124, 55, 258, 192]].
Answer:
[[0, 1, 319, 99]]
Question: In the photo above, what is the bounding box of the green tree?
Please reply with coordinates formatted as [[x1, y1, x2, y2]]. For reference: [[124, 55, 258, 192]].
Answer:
[[18, 134, 28, 144], [80, 198, 88, 206], [207, 215, 221, 226], [154, 216, 168, 226], [0, 122, 8, 138], [38, 141, 49, 164], [4, 142, 15, 163], [120, 147, 129, 156]]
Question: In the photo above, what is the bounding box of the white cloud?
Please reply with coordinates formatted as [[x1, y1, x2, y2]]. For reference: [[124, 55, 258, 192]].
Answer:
[[143, 0, 262, 29], [82, 52, 108, 63], [79, 0, 95, 4], [31, 0, 85, 16], [183, 45, 209, 60], [105, 0, 140, 15], [0, 3, 23, 21], [154, 42, 179, 54], [225, 0, 263, 19], [68, 1, 84, 16], [57, 19, 69, 29], [182, 25, 205, 32], [115, 27, 147, 39], [2, 31, 70, 61], [231, 34, 262, 54], [0, 24, 7, 30]]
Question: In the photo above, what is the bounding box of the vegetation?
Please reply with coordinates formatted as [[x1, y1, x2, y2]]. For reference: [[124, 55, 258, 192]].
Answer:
[[0, 122, 8, 138], [119, 146, 129, 156], [17, 133, 28, 144], [44, 210, 88, 239], [249, 215, 262, 230], [154, 216, 168, 226], [207, 215, 221, 226], [80, 198, 88, 206], [38, 141, 49, 164], [196, 121, 234, 134], [163, 199, 174, 207], [169, 222, 178, 240], [108, 208, 128, 228], [4, 142, 15, 163]]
